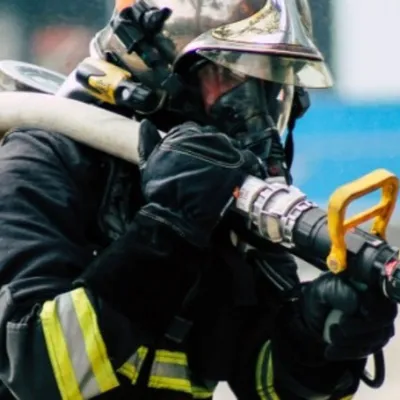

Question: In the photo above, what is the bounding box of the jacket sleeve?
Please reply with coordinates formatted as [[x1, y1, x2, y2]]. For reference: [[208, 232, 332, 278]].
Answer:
[[226, 312, 365, 400], [223, 248, 365, 400], [0, 129, 201, 399], [254, 339, 365, 400]]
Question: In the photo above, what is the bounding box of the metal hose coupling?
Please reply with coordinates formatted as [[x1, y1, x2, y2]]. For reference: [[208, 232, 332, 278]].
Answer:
[[234, 175, 317, 247]]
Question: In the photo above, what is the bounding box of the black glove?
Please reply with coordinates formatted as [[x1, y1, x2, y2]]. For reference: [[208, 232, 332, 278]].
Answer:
[[138, 119, 259, 248], [273, 272, 397, 365], [268, 272, 397, 398], [74, 120, 259, 336], [300, 272, 397, 361]]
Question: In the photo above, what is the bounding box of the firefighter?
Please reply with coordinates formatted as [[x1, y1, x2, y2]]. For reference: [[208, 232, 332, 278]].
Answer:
[[0, 0, 396, 399]]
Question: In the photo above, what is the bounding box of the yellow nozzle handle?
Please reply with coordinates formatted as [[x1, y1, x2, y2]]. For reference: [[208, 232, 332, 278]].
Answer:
[[327, 169, 399, 273]]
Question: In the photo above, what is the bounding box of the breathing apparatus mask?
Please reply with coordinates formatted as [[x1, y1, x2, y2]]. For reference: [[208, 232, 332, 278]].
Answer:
[[194, 61, 295, 181]]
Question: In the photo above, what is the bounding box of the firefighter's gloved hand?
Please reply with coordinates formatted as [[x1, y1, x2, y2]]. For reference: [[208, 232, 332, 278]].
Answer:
[[300, 272, 397, 361], [273, 272, 397, 363], [269, 272, 397, 397], [138, 119, 259, 248]]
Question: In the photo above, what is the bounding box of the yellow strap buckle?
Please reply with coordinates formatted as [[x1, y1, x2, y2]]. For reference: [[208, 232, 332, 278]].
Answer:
[[327, 169, 399, 273]]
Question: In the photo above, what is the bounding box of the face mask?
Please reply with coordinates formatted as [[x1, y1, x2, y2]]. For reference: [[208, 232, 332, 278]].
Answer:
[[198, 63, 293, 182]]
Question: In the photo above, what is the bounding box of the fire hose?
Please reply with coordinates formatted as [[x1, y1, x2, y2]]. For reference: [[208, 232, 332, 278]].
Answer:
[[0, 90, 398, 387]]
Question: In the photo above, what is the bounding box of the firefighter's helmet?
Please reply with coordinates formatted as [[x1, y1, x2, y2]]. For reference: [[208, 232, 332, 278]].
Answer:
[[91, 0, 333, 89]]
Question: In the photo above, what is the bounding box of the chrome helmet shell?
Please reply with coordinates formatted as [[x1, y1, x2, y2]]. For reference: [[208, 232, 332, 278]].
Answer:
[[91, 0, 333, 89]]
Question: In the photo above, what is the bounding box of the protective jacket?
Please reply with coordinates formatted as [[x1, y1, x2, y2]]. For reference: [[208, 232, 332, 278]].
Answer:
[[0, 128, 364, 399]]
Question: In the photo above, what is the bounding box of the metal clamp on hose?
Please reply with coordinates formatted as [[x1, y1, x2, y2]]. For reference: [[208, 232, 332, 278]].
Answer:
[[235, 176, 317, 246], [327, 169, 399, 274]]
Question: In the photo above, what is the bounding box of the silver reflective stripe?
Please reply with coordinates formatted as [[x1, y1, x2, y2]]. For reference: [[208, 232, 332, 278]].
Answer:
[[147, 350, 214, 398], [40, 288, 119, 400], [56, 292, 103, 399], [117, 347, 215, 398], [148, 350, 192, 393], [118, 346, 148, 383], [151, 361, 190, 383]]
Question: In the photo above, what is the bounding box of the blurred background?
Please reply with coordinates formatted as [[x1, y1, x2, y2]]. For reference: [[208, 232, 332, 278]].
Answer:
[[0, 0, 399, 399]]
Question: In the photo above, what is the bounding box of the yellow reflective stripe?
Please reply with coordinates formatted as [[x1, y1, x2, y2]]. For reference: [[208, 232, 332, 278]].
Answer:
[[340, 396, 354, 400], [191, 377, 217, 399], [256, 341, 280, 400], [71, 288, 119, 392], [40, 289, 120, 399], [149, 376, 192, 393], [266, 347, 280, 400], [119, 347, 214, 398], [41, 300, 83, 400], [117, 346, 149, 383], [118, 363, 137, 382], [155, 350, 188, 365], [192, 385, 214, 399], [256, 341, 269, 400], [148, 350, 192, 393]]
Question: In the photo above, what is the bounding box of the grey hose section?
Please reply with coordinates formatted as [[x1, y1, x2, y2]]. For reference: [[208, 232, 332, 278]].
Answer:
[[0, 92, 142, 164]]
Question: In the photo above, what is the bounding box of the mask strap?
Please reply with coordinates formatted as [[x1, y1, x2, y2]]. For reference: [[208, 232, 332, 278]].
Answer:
[[284, 87, 311, 170]]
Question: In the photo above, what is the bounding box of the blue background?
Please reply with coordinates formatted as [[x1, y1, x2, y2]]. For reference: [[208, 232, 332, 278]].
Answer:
[[290, 93, 400, 214]]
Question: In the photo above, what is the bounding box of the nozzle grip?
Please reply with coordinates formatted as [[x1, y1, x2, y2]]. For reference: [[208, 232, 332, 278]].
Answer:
[[327, 169, 399, 273]]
